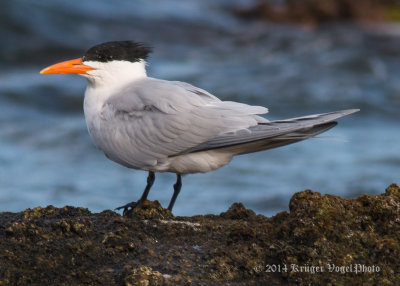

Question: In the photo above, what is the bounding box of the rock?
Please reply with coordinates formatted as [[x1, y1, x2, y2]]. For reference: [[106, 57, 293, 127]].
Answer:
[[0, 184, 399, 285], [234, 0, 400, 24], [124, 200, 173, 220]]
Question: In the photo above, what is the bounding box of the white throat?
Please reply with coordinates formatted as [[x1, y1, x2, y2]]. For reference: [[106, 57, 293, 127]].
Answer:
[[82, 59, 148, 125], [82, 59, 147, 89]]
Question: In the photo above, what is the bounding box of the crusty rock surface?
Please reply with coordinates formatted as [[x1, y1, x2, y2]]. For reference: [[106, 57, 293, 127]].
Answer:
[[0, 184, 399, 285], [234, 0, 400, 24]]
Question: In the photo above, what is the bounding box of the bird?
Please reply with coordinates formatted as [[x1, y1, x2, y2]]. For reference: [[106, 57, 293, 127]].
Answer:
[[40, 41, 359, 214]]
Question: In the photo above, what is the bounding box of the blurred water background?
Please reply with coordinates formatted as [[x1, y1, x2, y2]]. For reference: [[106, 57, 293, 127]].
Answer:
[[0, 0, 399, 216]]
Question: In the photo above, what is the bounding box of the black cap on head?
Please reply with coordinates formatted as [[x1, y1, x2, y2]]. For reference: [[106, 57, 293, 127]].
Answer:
[[82, 41, 152, 63]]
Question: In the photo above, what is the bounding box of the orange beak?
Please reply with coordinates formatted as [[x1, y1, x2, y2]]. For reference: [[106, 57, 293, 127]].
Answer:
[[40, 58, 95, 74]]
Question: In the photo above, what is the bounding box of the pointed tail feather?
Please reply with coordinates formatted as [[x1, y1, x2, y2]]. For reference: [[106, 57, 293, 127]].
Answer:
[[175, 109, 359, 156], [230, 121, 337, 155]]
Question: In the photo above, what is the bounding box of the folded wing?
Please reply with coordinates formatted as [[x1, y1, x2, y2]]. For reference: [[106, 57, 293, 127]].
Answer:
[[102, 78, 269, 168]]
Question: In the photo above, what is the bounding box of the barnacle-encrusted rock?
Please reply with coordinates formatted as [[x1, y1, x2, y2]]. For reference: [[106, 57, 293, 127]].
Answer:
[[0, 184, 399, 285], [234, 0, 400, 24]]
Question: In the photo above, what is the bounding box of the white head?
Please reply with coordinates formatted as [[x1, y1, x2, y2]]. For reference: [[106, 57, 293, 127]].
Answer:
[[40, 41, 152, 88]]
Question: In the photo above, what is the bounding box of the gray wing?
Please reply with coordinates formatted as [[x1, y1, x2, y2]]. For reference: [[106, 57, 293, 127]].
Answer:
[[102, 78, 269, 167], [175, 109, 359, 155], [169, 81, 221, 102]]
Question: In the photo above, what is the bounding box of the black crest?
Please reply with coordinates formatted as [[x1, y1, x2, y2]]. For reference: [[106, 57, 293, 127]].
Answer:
[[82, 41, 152, 63]]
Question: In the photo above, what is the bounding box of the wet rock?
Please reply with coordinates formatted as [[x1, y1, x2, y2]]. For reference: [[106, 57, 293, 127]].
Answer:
[[220, 202, 257, 220], [0, 184, 399, 285], [124, 200, 173, 220], [234, 0, 400, 25], [123, 266, 165, 286]]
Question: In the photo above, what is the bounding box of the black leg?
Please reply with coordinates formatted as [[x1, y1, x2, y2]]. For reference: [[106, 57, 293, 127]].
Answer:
[[167, 174, 182, 211], [116, 171, 155, 214], [138, 171, 155, 203]]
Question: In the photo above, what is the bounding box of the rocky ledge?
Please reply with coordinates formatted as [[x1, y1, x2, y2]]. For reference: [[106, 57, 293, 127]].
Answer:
[[234, 0, 400, 24], [0, 184, 399, 285]]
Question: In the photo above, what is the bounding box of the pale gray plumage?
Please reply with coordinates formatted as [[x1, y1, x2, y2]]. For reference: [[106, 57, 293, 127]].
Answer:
[[86, 77, 273, 173], [88, 76, 357, 175], [41, 41, 359, 212], [180, 109, 357, 155]]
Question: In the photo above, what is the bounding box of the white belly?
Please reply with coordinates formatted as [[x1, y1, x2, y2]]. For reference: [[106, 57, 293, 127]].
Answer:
[[161, 150, 233, 174]]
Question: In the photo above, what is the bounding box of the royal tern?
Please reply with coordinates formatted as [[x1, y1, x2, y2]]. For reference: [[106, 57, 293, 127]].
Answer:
[[40, 41, 359, 213]]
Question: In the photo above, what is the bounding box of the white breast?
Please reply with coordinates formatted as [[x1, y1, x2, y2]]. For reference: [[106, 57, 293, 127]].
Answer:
[[83, 86, 109, 153], [83, 84, 159, 171]]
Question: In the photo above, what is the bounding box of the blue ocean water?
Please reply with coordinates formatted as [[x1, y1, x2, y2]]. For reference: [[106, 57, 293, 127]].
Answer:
[[0, 0, 399, 216]]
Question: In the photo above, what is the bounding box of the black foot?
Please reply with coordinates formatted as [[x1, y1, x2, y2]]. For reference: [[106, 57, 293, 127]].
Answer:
[[116, 171, 156, 216], [115, 201, 141, 216]]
